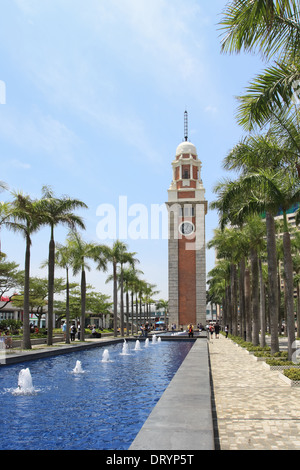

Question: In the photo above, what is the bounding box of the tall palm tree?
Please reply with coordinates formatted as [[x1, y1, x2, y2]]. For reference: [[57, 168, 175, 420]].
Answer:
[[292, 232, 300, 334], [208, 228, 243, 336], [104, 240, 132, 337], [144, 283, 159, 324], [244, 216, 267, 346], [124, 266, 143, 335], [207, 260, 231, 327], [220, 1, 300, 175], [40, 186, 87, 346], [9, 192, 44, 349], [66, 231, 96, 342], [220, 0, 300, 60], [118, 250, 139, 337], [54, 243, 74, 344], [218, 169, 300, 359]]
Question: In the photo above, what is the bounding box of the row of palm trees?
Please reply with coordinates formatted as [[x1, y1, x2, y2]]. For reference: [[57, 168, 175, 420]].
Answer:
[[0, 183, 160, 349], [208, 1, 300, 360]]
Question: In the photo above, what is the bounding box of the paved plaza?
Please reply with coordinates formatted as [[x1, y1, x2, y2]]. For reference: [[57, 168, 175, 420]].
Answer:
[[209, 334, 300, 450]]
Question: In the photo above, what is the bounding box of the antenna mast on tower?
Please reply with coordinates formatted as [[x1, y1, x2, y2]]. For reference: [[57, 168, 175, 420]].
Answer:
[[184, 110, 188, 142]]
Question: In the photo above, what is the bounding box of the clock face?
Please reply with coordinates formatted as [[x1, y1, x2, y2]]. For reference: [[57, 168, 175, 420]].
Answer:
[[179, 221, 195, 236]]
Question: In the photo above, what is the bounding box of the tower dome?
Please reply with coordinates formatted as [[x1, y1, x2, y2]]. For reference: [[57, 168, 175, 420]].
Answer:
[[175, 141, 197, 157]]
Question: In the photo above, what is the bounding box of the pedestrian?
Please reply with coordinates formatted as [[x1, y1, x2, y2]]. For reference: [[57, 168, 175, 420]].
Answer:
[[62, 321, 67, 341], [144, 322, 150, 338], [70, 324, 77, 341], [188, 323, 194, 338], [209, 323, 214, 340], [214, 322, 220, 339], [225, 324, 229, 338]]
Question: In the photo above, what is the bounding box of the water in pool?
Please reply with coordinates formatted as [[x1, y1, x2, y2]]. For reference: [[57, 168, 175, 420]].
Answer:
[[0, 339, 193, 450]]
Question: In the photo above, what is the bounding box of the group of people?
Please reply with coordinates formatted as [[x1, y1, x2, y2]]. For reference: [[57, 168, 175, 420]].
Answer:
[[140, 322, 150, 337], [0, 330, 12, 348], [207, 322, 221, 339], [61, 321, 79, 341]]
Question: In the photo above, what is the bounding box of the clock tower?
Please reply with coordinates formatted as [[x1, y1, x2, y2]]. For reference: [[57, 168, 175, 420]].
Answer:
[[166, 113, 207, 330]]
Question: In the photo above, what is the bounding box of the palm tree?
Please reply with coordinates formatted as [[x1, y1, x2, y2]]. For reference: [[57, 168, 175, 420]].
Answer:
[[208, 228, 244, 336], [292, 232, 300, 335], [66, 231, 97, 342], [218, 168, 299, 359], [220, 1, 300, 174], [104, 240, 132, 337], [118, 250, 139, 337], [144, 283, 159, 324], [124, 266, 143, 335], [244, 216, 267, 345], [207, 260, 231, 327], [220, 0, 300, 60], [9, 192, 44, 349], [40, 186, 87, 345], [155, 298, 168, 326], [54, 243, 74, 344]]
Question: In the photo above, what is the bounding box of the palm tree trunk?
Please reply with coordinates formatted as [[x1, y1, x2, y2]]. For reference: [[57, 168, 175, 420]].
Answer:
[[131, 291, 134, 335], [244, 267, 251, 343], [135, 295, 138, 334], [120, 268, 124, 337], [283, 230, 296, 361], [226, 285, 231, 334], [239, 258, 246, 340], [230, 264, 238, 336], [65, 266, 70, 344], [126, 290, 129, 336], [297, 282, 300, 340], [266, 212, 279, 354], [251, 248, 260, 346], [113, 261, 118, 337], [22, 233, 32, 350], [47, 226, 55, 346], [81, 267, 86, 342], [259, 258, 266, 348]]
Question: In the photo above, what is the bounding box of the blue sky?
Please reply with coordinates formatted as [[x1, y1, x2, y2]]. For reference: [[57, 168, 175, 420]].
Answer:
[[0, 0, 264, 301]]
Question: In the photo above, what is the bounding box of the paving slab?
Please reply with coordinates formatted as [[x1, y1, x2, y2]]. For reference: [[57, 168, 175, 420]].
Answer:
[[209, 334, 300, 450]]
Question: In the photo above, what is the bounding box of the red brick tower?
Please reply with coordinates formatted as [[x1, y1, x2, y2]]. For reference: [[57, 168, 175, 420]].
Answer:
[[166, 113, 207, 329]]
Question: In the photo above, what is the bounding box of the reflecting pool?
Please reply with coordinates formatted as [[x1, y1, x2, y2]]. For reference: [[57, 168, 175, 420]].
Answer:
[[0, 339, 193, 450]]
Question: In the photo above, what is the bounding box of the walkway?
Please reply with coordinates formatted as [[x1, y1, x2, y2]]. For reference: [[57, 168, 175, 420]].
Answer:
[[209, 334, 300, 450]]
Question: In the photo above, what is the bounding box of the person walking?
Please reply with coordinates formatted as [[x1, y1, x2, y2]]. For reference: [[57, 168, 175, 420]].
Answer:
[[70, 324, 77, 341], [214, 322, 220, 339], [62, 321, 67, 341]]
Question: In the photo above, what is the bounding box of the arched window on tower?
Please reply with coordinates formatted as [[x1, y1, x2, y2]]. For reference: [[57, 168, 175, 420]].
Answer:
[[183, 168, 190, 179]]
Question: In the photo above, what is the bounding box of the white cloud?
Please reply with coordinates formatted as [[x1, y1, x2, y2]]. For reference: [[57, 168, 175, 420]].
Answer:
[[0, 107, 80, 166], [10, 159, 31, 170], [9, 0, 214, 165], [204, 105, 218, 114]]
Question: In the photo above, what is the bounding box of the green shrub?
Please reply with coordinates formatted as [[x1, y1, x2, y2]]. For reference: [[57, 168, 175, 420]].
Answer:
[[254, 350, 287, 358], [247, 345, 271, 352], [283, 369, 300, 381], [266, 359, 294, 366]]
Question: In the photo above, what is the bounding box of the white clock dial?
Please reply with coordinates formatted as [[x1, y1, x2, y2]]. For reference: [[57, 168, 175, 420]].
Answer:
[[179, 221, 195, 236]]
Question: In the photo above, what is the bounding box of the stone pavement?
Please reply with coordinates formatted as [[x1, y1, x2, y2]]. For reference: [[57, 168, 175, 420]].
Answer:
[[209, 334, 300, 450]]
